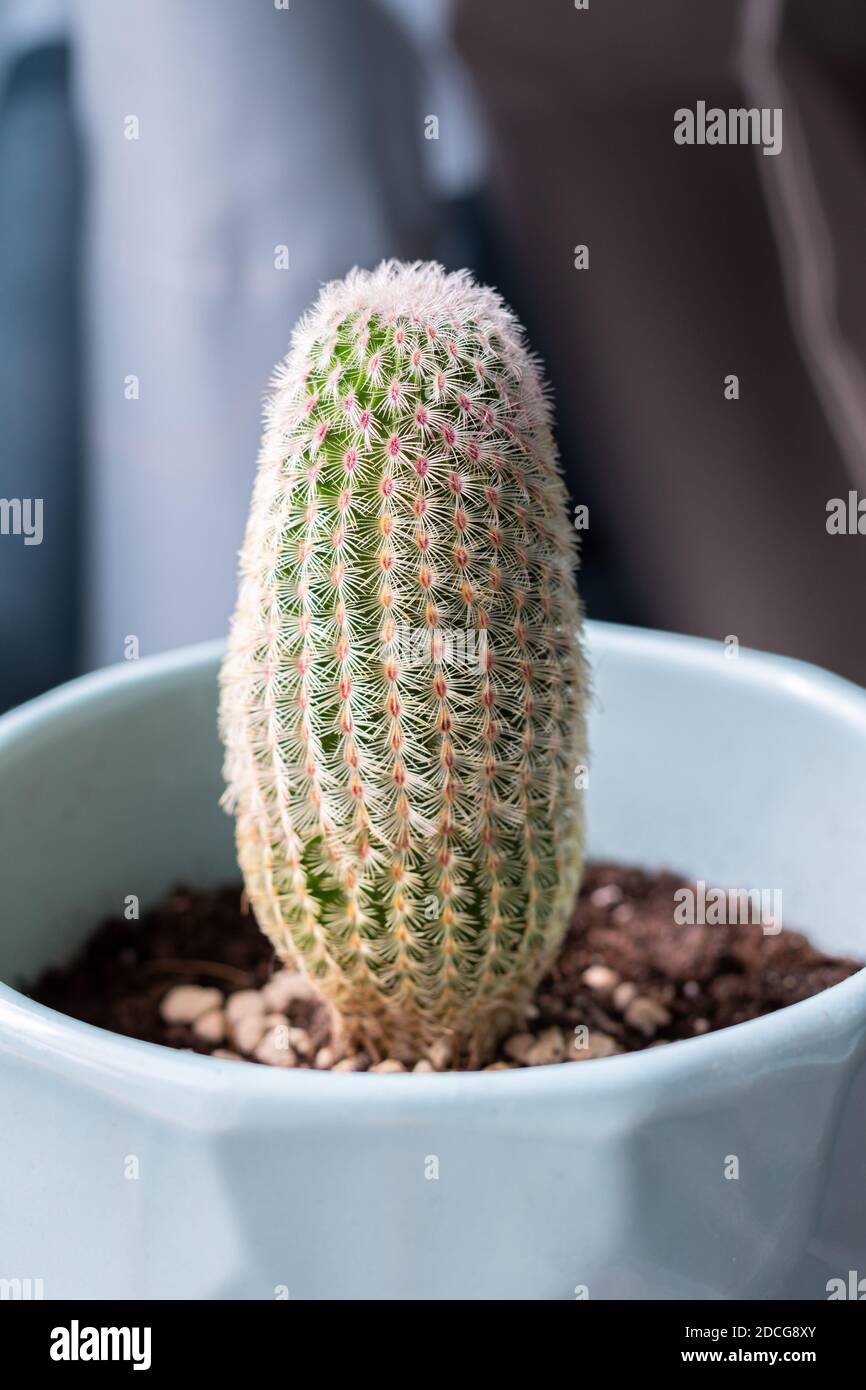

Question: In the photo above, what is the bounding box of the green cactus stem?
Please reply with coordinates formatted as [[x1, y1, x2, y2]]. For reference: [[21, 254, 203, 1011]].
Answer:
[[220, 261, 587, 1066]]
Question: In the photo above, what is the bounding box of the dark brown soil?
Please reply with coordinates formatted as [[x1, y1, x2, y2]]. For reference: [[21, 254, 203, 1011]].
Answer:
[[26, 863, 862, 1069]]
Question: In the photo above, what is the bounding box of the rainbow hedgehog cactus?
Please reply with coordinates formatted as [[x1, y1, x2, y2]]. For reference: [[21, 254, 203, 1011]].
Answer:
[[220, 260, 587, 1066]]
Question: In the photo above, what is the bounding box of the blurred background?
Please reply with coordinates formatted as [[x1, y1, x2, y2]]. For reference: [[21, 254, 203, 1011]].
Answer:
[[2, 0, 866, 710]]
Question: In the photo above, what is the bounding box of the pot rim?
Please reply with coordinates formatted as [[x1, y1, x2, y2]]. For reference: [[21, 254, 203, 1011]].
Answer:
[[1, 625, 864, 1109]]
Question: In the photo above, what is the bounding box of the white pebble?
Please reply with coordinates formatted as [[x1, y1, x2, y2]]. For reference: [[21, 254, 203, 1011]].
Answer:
[[314, 1045, 338, 1069], [193, 1007, 226, 1045], [582, 964, 620, 995], [159, 985, 223, 1025], [261, 970, 318, 1013], [503, 1031, 535, 1063], [254, 1026, 298, 1068], [225, 989, 266, 1024], [369, 1059, 407, 1074], [590, 884, 624, 909], [332, 1053, 370, 1072], [612, 982, 639, 1012], [526, 1027, 567, 1066], [624, 996, 672, 1036], [232, 1013, 268, 1055], [284, 1025, 314, 1059], [425, 1038, 453, 1071]]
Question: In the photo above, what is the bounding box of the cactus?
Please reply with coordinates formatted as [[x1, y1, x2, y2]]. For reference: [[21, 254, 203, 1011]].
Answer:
[[220, 261, 587, 1066]]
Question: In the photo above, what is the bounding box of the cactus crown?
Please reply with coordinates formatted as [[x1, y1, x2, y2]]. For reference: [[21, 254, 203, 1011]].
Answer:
[[220, 261, 587, 1065]]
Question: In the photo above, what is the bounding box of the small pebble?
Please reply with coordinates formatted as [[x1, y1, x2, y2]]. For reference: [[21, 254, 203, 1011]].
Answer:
[[683, 980, 701, 999], [369, 1059, 407, 1073], [261, 970, 318, 1013], [624, 996, 672, 1036], [254, 1025, 297, 1068], [693, 1017, 711, 1035], [484, 1061, 517, 1070], [582, 964, 620, 995], [413, 1059, 435, 1073], [503, 1031, 535, 1064], [193, 1007, 226, 1046], [225, 989, 266, 1025], [526, 1026, 567, 1066], [285, 1025, 314, 1059], [612, 982, 639, 1012], [426, 1038, 452, 1071], [587, 1031, 620, 1059], [159, 985, 223, 1025], [590, 884, 624, 909], [332, 1052, 370, 1072], [212, 1048, 242, 1061], [611, 904, 634, 925], [232, 1013, 268, 1055]]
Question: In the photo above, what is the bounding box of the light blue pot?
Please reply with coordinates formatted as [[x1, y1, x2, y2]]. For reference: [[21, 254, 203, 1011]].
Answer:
[[0, 622, 864, 1300]]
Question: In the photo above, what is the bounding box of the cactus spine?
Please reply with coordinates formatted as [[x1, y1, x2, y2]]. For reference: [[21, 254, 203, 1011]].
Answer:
[[220, 261, 587, 1065]]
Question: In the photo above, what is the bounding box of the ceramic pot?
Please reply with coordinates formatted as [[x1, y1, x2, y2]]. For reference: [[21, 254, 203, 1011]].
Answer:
[[1, 624, 863, 1299]]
